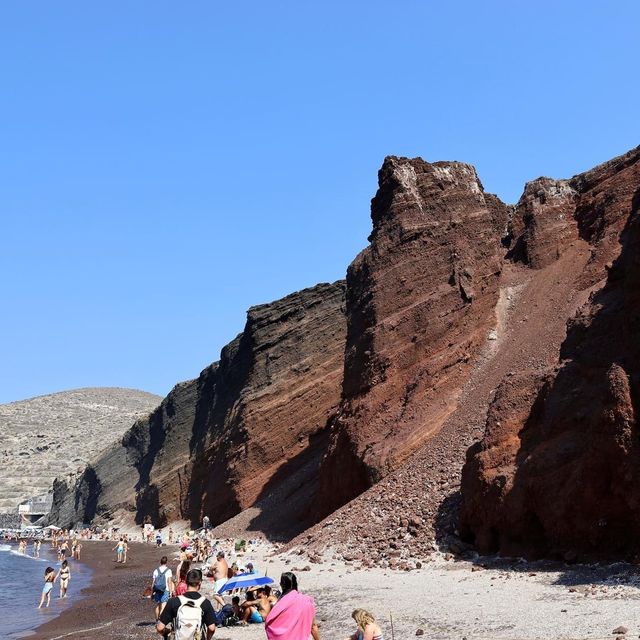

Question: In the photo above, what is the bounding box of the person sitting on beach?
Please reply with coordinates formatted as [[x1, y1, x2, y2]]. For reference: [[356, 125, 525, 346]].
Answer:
[[58, 559, 71, 599], [239, 589, 263, 624], [38, 567, 56, 608], [241, 587, 274, 624], [151, 555, 175, 620], [345, 609, 385, 640], [156, 568, 217, 639], [265, 572, 320, 640], [231, 595, 242, 618], [264, 585, 277, 608]]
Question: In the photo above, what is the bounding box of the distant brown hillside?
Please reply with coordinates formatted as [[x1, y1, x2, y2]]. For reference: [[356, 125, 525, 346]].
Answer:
[[0, 387, 161, 512]]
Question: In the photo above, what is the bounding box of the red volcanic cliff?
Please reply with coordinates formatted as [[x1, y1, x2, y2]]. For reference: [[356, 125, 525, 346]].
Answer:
[[51, 146, 640, 566], [316, 156, 509, 514], [460, 146, 640, 559], [50, 282, 347, 535]]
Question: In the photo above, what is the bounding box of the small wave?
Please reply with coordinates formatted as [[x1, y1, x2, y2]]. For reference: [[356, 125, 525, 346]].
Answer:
[[0, 545, 46, 561]]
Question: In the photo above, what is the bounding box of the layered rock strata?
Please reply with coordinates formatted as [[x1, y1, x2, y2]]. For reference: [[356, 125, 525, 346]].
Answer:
[[460, 146, 640, 559], [316, 156, 510, 514], [50, 282, 347, 533]]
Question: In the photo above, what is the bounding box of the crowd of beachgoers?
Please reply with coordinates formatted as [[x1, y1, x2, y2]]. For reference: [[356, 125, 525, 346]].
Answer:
[[3, 521, 383, 640]]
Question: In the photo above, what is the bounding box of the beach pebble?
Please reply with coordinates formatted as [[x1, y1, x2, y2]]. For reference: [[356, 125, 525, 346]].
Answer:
[[613, 627, 628, 635], [415, 630, 425, 636]]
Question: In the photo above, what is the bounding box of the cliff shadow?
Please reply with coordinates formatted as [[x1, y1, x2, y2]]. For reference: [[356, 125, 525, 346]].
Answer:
[[244, 428, 331, 542]]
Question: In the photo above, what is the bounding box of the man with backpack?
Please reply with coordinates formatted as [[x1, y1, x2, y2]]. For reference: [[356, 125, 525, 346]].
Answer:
[[151, 555, 175, 621], [156, 568, 217, 639]]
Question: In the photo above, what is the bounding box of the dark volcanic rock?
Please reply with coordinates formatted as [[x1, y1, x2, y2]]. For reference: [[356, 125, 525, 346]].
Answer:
[[460, 146, 640, 559], [316, 155, 509, 515], [50, 282, 347, 534]]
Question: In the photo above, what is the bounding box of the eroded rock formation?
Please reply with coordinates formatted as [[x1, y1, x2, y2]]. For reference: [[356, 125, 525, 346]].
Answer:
[[50, 281, 346, 534], [50, 145, 640, 565], [316, 156, 510, 514], [460, 146, 640, 559]]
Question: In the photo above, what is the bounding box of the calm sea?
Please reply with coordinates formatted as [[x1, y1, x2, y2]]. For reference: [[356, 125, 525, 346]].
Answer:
[[0, 542, 92, 639]]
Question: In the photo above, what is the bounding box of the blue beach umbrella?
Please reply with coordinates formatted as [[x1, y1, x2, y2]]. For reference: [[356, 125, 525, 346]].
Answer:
[[217, 573, 274, 594]]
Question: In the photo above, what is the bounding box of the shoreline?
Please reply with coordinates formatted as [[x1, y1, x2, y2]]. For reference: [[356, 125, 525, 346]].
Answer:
[[27, 540, 169, 640]]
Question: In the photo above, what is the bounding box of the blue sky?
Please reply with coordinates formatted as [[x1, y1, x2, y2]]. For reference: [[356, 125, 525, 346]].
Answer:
[[1, 1, 638, 403]]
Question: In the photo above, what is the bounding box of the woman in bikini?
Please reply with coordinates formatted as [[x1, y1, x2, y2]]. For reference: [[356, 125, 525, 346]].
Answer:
[[38, 567, 56, 608], [58, 559, 71, 598], [346, 609, 385, 640]]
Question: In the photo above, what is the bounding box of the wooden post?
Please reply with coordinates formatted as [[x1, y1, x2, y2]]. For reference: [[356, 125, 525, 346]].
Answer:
[[390, 613, 396, 640]]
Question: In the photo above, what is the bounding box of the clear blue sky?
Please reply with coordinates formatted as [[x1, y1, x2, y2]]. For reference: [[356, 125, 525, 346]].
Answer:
[[1, 1, 638, 404]]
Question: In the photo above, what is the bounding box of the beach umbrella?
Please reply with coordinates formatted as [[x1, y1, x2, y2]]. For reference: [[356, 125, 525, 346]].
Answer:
[[44, 525, 62, 530], [217, 574, 274, 594]]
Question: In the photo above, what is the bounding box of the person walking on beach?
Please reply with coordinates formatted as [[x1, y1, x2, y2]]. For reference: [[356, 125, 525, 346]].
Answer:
[[265, 572, 320, 640], [58, 559, 71, 598], [175, 560, 191, 596], [113, 538, 125, 563], [156, 568, 217, 639], [122, 538, 129, 563], [38, 567, 56, 608], [58, 539, 69, 561], [345, 609, 385, 640], [151, 555, 174, 620]]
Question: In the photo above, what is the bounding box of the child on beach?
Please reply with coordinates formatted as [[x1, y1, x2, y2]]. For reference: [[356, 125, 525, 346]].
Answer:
[[113, 538, 125, 563], [345, 609, 385, 640], [38, 567, 56, 608]]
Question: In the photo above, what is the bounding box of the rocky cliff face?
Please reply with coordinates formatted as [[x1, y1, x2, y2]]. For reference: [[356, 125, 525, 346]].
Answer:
[[51, 146, 640, 566], [316, 156, 510, 514], [50, 282, 347, 533], [460, 146, 640, 559]]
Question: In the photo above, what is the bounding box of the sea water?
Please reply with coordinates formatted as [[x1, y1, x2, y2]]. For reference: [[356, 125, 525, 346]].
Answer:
[[0, 542, 92, 639]]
